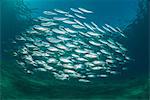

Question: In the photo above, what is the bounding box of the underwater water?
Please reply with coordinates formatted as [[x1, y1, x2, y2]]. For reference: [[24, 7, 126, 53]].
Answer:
[[1, 0, 149, 100]]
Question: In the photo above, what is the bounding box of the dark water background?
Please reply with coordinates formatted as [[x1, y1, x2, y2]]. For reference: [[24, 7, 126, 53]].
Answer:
[[0, 0, 149, 100]]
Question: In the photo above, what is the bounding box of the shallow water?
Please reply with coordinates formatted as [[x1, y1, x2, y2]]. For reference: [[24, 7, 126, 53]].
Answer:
[[1, 0, 149, 100]]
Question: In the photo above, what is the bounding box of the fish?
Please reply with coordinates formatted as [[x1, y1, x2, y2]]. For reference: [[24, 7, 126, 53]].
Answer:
[[87, 74, 95, 78], [13, 52, 18, 56], [63, 20, 77, 24], [16, 60, 25, 67], [66, 43, 77, 48], [35, 68, 47, 72], [63, 64, 74, 69], [105, 24, 118, 32], [93, 61, 105, 65], [43, 11, 57, 15], [32, 51, 43, 57], [46, 37, 62, 43], [13, 7, 131, 82], [120, 46, 127, 51], [87, 31, 100, 37], [52, 28, 67, 34], [53, 17, 68, 21], [77, 57, 88, 62], [72, 54, 80, 58], [74, 19, 84, 26], [74, 13, 86, 19], [109, 71, 117, 74], [45, 65, 56, 71], [65, 13, 75, 18], [92, 67, 103, 70], [53, 72, 69, 80], [16, 36, 26, 41], [107, 43, 118, 49], [41, 22, 58, 27], [78, 79, 90, 83], [33, 25, 49, 32], [84, 22, 95, 31], [37, 16, 52, 22], [107, 38, 116, 45], [91, 22, 106, 33], [91, 22, 98, 28], [84, 53, 97, 58], [106, 59, 115, 64], [57, 35, 70, 41], [120, 33, 126, 38], [47, 58, 57, 64], [116, 27, 123, 33], [125, 56, 131, 60], [75, 49, 88, 54], [99, 39, 109, 45], [54, 9, 68, 14], [64, 69, 76, 74], [48, 47, 59, 52], [89, 41, 102, 46], [70, 8, 83, 14], [64, 28, 77, 33], [79, 31, 91, 37], [72, 24, 86, 29], [25, 43, 36, 49], [100, 49, 111, 55], [23, 54, 34, 62], [56, 44, 68, 50], [78, 8, 93, 13], [102, 26, 113, 33], [60, 57, 71, 63], [98, 74, 108, 78], [40, 53, 50, 57]]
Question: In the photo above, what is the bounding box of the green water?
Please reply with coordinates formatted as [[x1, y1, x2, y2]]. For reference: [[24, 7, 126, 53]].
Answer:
[[1, 60, 149, 100]]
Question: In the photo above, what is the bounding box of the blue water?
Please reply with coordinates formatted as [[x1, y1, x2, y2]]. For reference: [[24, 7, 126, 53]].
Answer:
[[25, 0, 139, 28], [1, 0, 149, 99]]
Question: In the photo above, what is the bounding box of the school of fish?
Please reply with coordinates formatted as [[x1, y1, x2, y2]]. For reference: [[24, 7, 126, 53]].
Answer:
[[12, 8, 131, 83]]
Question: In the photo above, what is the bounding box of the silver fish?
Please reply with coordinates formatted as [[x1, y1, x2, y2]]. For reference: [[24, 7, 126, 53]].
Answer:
[[74, 13, 86, 19], [41, 22, 58, 27], [43, 11, 57, 15], [105, 24, 118, 32], [13, 7, 131, 82], [57, 35, 70, 41], [102, 26, 113, 33], [54, 9, 68, 14], [52, 28, 67, 34], [78, 79, 90, 83], [84, 53, 97, 58], [63, 20, 77, 24], [72, 24, 86, 29], [60, 57, 71, 63], [70, 8, 83, 14], [56, 44, 68, 50], [37, 16, 52, 22], [91, 22, 106, 33], [33, 25, 49, 32], [47, 58, 57, 64], [87, 31, 100, 36], [65, 13, 75, 18], [78, 8, 93, 13], [84, 22, 95, 31], [74, 19, 84, 26], [89, 41, 102, 46], [53, 17, 68, 21], [46, 37, 62, 43], [64, 28, 77, 33]]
